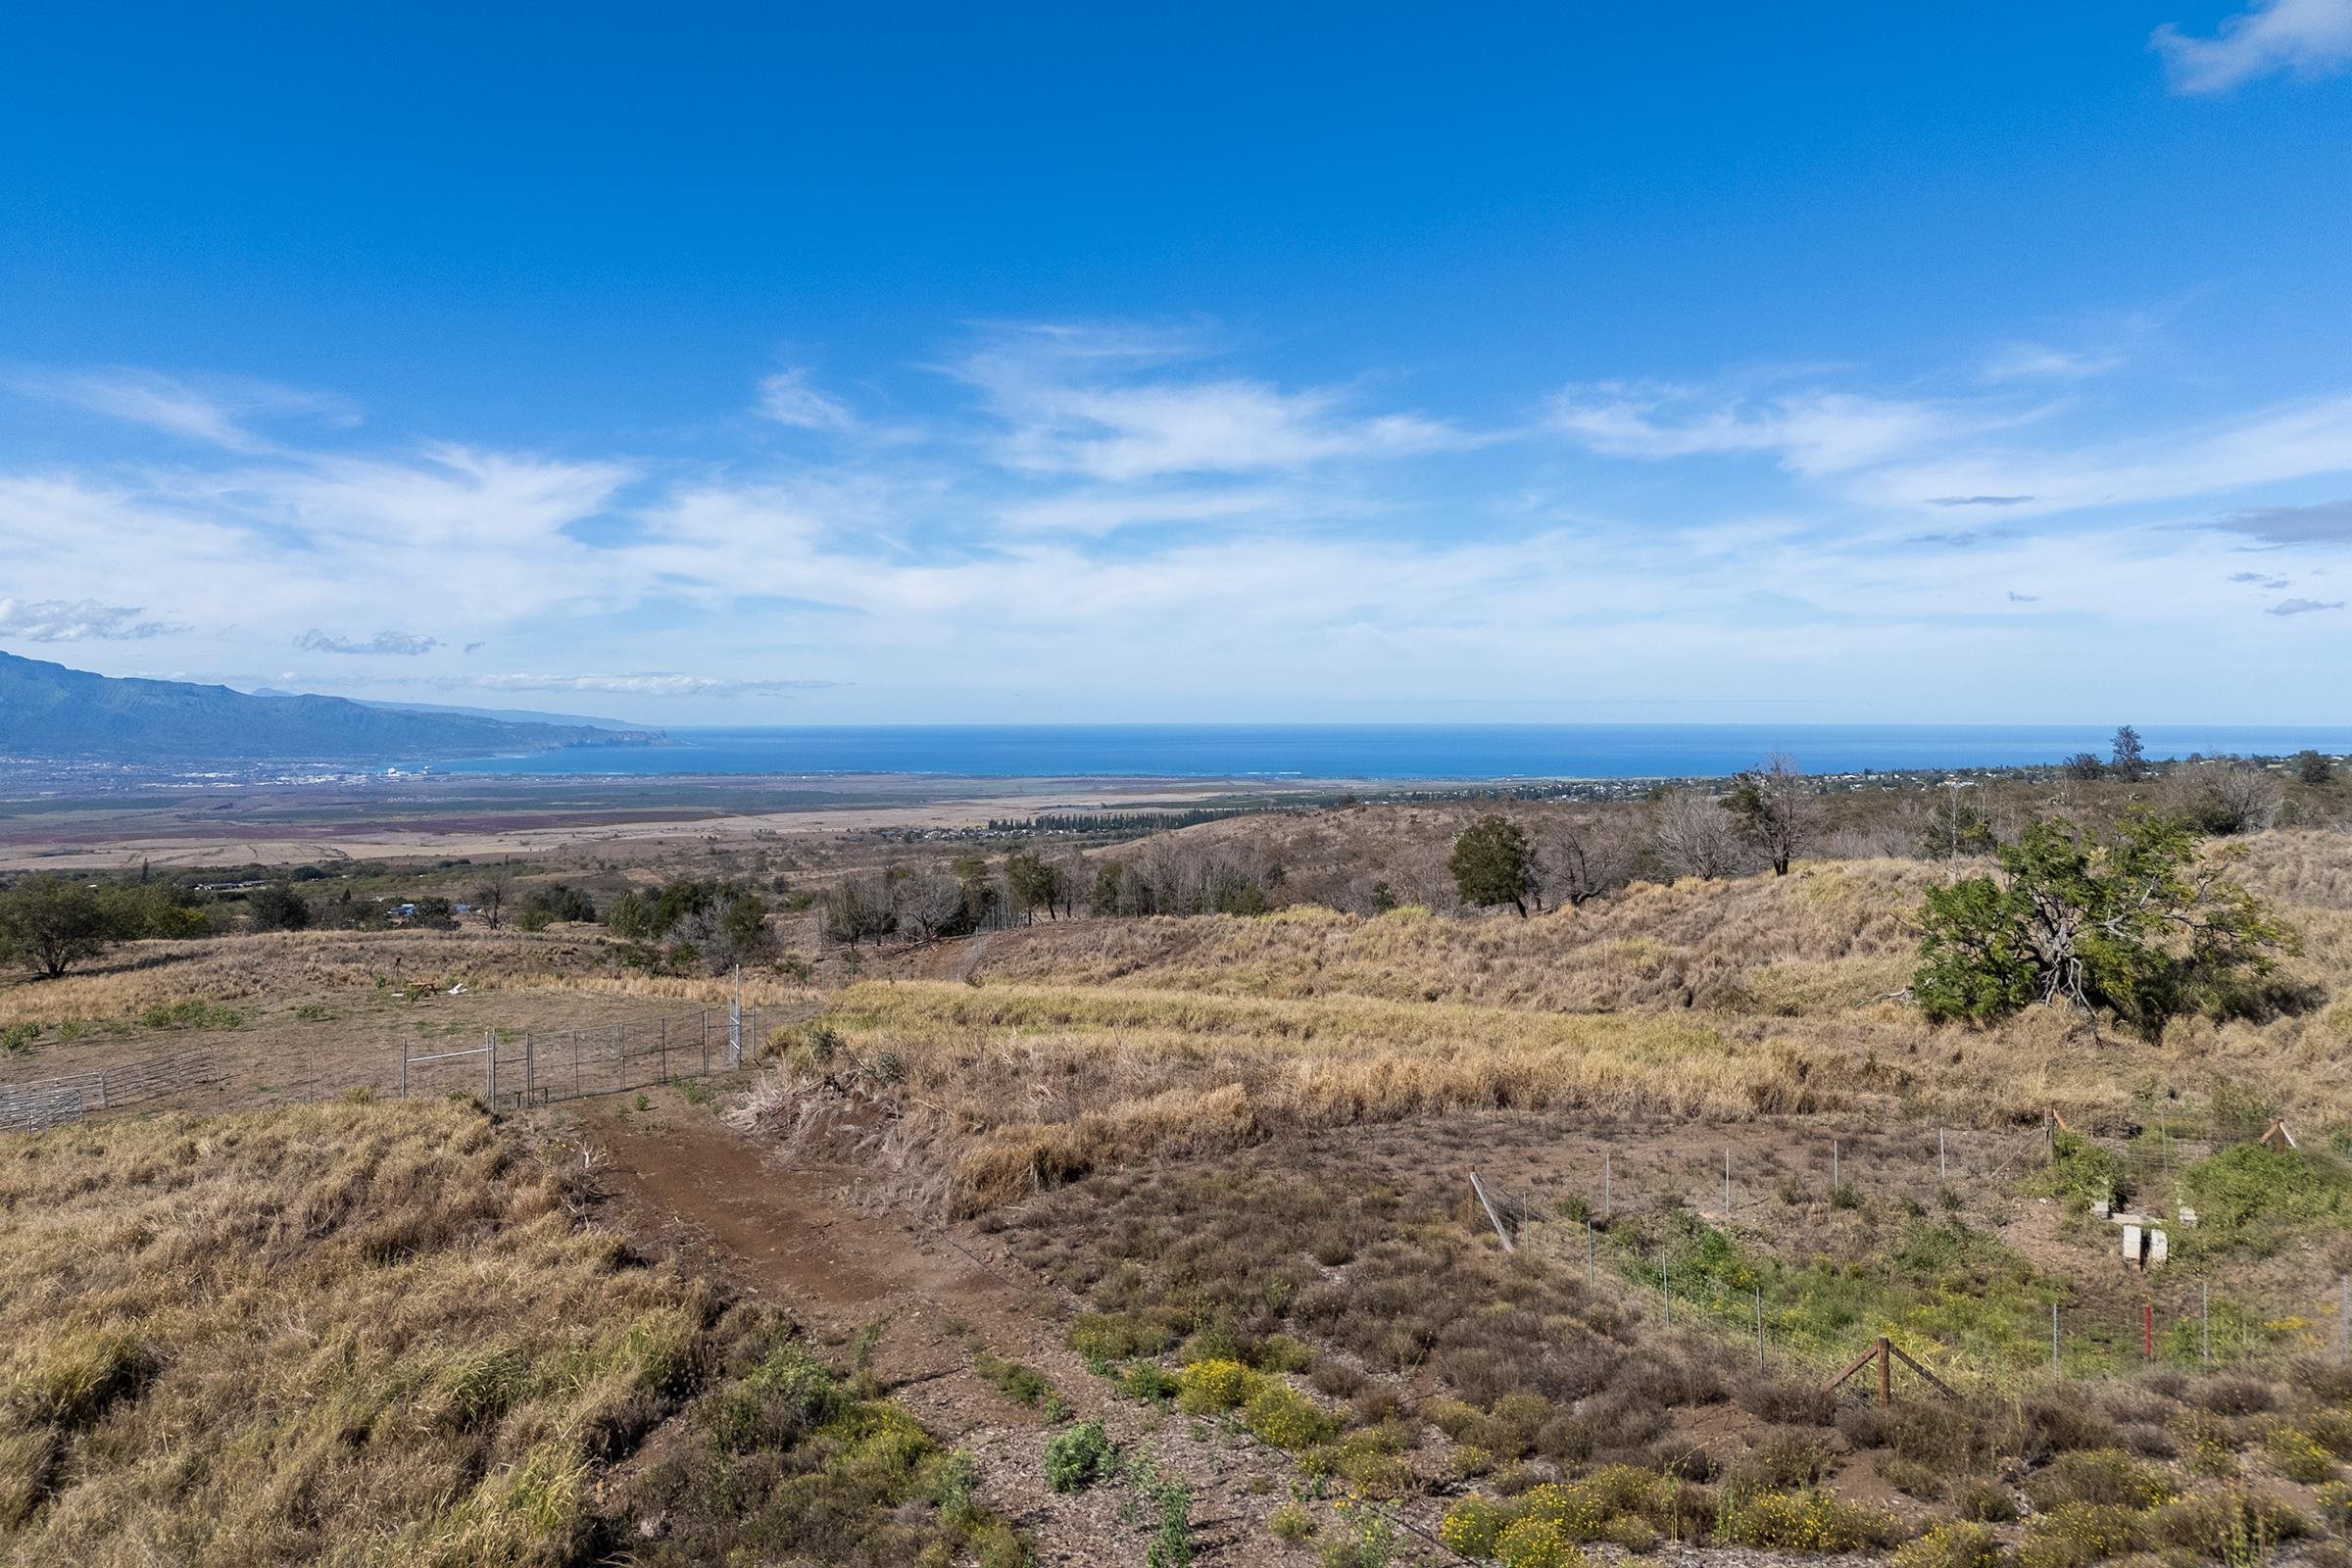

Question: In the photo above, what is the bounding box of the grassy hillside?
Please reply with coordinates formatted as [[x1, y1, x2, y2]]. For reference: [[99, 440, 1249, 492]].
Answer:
[[0, 1100, 1015, 1567]]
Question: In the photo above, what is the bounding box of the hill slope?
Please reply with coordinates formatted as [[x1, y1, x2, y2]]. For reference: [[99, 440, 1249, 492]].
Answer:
[[0, 652, 656, 763]]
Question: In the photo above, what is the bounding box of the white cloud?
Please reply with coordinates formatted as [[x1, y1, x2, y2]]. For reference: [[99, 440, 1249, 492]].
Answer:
[[471, 671, 839, 698], [294, 627, 440, 656], [2154, 0, 2352, 92], [1979, 341, 2125, 383], [0, 597, 183, 642], [2268, 597, 2344, 614], [958, 324, 1469, 482], [1853, 393, 2352, 515], [755, 368, 858, 433], [7, 368, 356, 451], [1547, 382, 1957, 476]]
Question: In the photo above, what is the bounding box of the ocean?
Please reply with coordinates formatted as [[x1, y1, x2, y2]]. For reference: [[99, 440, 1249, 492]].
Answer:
[[432, 723, 2352, 782]]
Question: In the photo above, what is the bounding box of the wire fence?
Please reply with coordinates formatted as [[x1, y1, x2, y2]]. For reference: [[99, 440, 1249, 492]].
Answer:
[[1464, 1114, 2352, 1393], [0, 1051, 225, 1132], [397, 1002, 763, 1112], [0, 1002, 765, 1133]]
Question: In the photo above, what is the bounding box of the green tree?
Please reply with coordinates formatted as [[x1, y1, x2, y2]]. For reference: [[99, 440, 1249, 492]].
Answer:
[[2111, 724, 2148, 781], [1004, 851, 1062, 924], [2294, 749, 2335, 785], [1091, 859, 1125, 916], [1913, 810, 2295, 1038], [247, 881, 313, 932], [605, 890, 655, 941], [1448, 815, 1538, 916], [1722, 752, 1811, 876], [0, 875, 120, 978]]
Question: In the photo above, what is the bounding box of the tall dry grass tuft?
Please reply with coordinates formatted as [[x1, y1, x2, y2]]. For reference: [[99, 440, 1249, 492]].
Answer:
[[0, 1100, 706, 1566], [771, 979, 1839, 1213]]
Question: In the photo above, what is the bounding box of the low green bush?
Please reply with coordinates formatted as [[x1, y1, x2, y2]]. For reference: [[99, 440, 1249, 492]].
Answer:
[[1044, 1420, 1115, 1492], [1893, 1521, 2003, 1568]]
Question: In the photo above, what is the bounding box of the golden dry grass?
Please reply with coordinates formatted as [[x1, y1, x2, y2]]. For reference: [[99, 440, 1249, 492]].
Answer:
[[0, 927, 821, 1034], [0, 1100, 708, 1567], [776, 837, 2352, 1213]]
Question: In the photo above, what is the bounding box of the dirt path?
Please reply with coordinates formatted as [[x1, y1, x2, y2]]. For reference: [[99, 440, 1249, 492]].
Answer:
[[576, 1087, 1319, 1566]]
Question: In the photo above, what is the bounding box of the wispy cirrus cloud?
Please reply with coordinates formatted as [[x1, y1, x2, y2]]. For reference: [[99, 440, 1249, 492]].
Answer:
[[471, 671, 841, 698], [755, 368, 858, 433], [1545, 381, 1961, 477], [2153, 0, 2352, 93], [1978, 341, 2125, 383], [957, 323, 1470, 482], [0, 596, 185, 642], [6, 368, 357, 452]]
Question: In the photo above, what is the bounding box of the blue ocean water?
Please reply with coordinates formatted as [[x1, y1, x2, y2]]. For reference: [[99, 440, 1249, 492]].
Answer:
[[434, 723, 2352, 781]]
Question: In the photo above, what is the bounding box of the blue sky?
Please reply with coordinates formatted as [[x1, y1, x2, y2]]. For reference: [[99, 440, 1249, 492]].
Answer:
[[3, 2, 2351, 724]]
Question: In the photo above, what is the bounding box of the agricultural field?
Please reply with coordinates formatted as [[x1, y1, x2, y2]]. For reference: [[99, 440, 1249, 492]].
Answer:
[[4, 798, 2352, 1565]]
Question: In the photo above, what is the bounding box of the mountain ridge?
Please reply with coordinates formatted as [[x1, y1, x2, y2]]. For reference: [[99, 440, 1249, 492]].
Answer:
[[0, 651, 662, 763]]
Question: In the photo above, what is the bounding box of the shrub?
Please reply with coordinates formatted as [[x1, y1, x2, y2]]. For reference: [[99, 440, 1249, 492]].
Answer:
[[2030, 1132, 2125, 1212], [1494, 1516, 1587, 1568], [1068, 1311, 1173, 1369], [1044, 1420, 1115, 1492], [2144, 1491, 2305, 1559], [1951, 1480, 2020, 1522], [1121, 1363, 1178, 1405], [1252, 1334, 1315, 1374], [1747, 1433, 1838, 1490], [1440, 1494, 1514, 1556], [2015, 1501, 2142, 1568], [1894, 1521, 2003, 1568], [2180, 1144, 2352, 1255], [1720, 1490, 1899, 1553], [1269, 1501, 1316, 1543], [1175, 1357, 1258, 1415], [2021, 1447, 2176, 1511], [973, 1353, 1056, 1410], [1244, 1381, 1337, 1450], [2266, 1424, 2339, 1484]]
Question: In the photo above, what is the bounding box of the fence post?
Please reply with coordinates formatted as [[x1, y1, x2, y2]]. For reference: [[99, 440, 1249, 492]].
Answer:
[[660, 1017, 668, 1084], [525, 1031, 533, 1102], [485, 1030, 497, 1107], [1724, 1148, 1732, 1216], [2051, 1303, 2060, 1374], [2201, 1282, 2211, 1365], [1832, 1138, 1838, 1190], [400, 1039, 408, 1100], [1602, 1151, 1611, 1217], [702, 1007, 710, 1074], [1938, 1129, 1947, 1181], [1755, 1287, 1765, 1372]]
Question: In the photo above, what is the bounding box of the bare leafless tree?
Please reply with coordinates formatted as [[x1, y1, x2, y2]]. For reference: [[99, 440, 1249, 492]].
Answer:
[[468, 863, 516, 930], [1656, 789, 1740, 879]]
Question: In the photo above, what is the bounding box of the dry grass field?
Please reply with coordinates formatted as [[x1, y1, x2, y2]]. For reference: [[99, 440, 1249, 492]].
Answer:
[[7, 807, 2352, 1564], [0, 1100, 1019, 1567]]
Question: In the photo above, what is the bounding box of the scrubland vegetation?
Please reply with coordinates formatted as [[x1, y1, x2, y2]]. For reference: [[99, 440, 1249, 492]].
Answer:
[[10, 749, 2352, 1563], [0, 1101, 1014, 1567]]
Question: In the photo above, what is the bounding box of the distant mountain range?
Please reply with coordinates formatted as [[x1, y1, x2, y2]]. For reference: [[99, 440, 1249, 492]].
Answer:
[[0, 651, 662, 764]]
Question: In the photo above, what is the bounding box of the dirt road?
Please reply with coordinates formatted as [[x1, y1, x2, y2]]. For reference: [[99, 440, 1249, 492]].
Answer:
[[580, 1086, 1312, 1566]]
